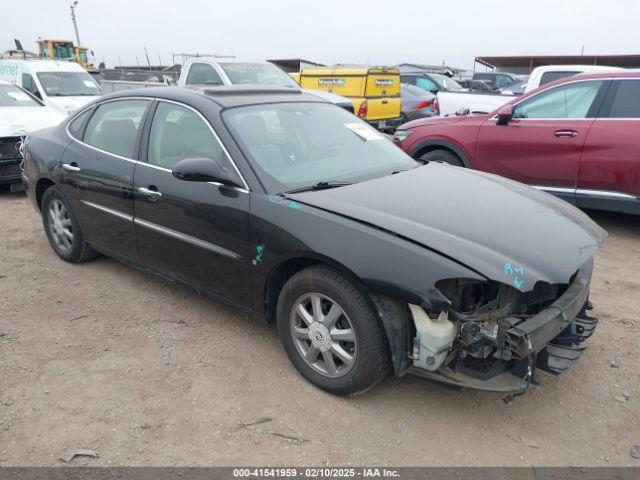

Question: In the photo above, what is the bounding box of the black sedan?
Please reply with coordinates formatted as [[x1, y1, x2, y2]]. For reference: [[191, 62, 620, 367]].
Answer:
[[22, 86, 606, 396]]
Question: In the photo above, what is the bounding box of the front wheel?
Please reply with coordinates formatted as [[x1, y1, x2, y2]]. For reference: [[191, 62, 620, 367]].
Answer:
[[419, 149, 464, 167], [41, 186, 97, 263], [276, 266, 390, 396]]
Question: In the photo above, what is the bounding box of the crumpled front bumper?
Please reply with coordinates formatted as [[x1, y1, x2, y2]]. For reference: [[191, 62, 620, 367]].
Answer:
[[408, 258, 598, 394]]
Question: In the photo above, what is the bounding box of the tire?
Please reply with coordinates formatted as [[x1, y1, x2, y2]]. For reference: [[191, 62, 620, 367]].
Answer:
[[420, 149, 464, 167], [41, 186, 97, 263], [276, 265, 390, 396]]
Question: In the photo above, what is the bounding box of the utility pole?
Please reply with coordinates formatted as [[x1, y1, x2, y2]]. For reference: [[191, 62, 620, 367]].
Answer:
[[70, 1, 81, 46]]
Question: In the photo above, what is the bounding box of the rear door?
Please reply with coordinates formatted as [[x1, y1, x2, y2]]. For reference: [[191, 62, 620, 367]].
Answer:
[[577, 79, 640, 209], [133, 99, 253, 305], [365, 69, 401, 121], [475, 80, 607, 200], [60, 98, 151, 259]]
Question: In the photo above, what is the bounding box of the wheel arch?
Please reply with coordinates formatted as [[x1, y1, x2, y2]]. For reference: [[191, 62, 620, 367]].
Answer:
[[264, 254, 411, 375], [35, 177, 56, 211], [410, 139, 471, 168]]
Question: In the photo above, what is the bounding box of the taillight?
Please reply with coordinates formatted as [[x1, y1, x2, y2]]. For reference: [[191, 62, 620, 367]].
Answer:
[[357, 100, 368, 118], [414, 99, 434, 110], [434, 97, 440, 115]]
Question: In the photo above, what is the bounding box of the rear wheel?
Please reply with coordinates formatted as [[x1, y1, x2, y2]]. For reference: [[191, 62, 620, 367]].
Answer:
[[420, 149, 464, 167], [276, 266, 390, 396], [41, 186, 96, 263]]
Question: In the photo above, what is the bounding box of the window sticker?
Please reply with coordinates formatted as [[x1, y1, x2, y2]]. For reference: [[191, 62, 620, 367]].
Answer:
[[344, 123, 383, 141], [83, 80, 98, 88]]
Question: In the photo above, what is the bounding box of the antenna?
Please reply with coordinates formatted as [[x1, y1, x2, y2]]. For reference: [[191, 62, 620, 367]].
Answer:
[[70, 1, 81, 46]]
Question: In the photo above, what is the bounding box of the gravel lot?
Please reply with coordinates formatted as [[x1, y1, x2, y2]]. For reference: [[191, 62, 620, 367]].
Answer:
[[0, 188, 638, 467]]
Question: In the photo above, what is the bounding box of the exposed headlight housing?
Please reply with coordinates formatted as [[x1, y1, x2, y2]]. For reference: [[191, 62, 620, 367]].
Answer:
[[393, 129, 413, 143]]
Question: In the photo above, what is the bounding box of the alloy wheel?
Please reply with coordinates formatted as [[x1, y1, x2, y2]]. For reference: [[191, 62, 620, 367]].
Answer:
[[289, 293, 357, 378], [48, 199, 74, 253]]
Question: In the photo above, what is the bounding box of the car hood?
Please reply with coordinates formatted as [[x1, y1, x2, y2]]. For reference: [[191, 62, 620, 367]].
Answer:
[[0, 106, 67, 137], [287, 164, 607, 291], [46, 95, 99, 114], [304, 89, 352, 107], [400, 114, 470, 130]]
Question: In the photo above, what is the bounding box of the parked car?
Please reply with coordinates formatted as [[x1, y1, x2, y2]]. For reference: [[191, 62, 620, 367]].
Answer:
[[500, 79, 527, 95], [472, 71, 520, 91], [435, 65, 622, 117], [400, 72, 466, 94], [459, 79, 494, 93], [395, 70, 640, 215], [23, 86, 605, 396], [297, 66, 402, 131], [0, 59, 102, 114], [0, 80, 65, 189], [400, 83, 435, 121]]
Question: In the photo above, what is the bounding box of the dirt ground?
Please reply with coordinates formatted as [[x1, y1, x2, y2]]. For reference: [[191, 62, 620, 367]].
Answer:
[[0, 188, 638, 467]]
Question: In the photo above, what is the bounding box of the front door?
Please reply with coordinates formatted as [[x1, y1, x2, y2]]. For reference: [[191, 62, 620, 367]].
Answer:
[[133, 100, 253, 305], [60, 98, 151, 259], [475, 80, 607, 201]]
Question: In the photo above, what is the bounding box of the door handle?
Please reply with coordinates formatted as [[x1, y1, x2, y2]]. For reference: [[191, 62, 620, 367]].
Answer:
[[62, 163, 81, 173], [554, 130, 579, 138], [138, 186, 162, 200]]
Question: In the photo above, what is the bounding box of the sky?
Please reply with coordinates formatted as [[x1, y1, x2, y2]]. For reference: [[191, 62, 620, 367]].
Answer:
[[4, 0, 640, 70]]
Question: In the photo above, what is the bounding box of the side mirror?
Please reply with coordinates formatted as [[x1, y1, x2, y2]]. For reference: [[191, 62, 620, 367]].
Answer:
[[172, 157, 241, 187], [496, 104, 513, 125]]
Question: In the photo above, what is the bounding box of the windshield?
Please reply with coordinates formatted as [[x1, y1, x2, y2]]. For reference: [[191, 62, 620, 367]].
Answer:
[[36, 72, 101, 97], [0, 84, 42, 107], [219, 63, 299, 88], [224, 102, 418, 193], [431, 74, 464, 91]]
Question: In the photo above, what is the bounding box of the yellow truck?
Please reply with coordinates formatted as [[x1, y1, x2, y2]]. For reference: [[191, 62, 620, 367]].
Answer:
[[298, 67, 402, 130], [37, 39, 95, 72]]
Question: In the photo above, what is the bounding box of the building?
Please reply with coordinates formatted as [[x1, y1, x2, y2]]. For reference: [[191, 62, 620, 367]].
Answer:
[[475, 54, 640, 74]]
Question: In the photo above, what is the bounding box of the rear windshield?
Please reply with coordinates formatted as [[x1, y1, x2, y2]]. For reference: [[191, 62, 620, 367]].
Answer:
[[539, 71, 580, 86], [36, 72, 101, 97], [430, 74, 464, 91], [0, 84, 41, 107], [219, 63, 299, 88]]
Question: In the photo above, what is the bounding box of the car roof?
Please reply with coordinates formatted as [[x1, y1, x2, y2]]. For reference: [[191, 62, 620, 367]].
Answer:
[[547, 69, 640, 84], [101, 85, 327, 109], [0, 59, 88, 73], [531, 64, 623, 73]]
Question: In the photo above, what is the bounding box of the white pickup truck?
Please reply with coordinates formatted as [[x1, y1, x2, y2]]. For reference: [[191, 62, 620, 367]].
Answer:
[[435, 65, 622, 117]]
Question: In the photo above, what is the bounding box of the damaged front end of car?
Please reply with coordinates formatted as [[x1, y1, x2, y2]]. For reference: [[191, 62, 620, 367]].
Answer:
[[403, 258, 598, 396]]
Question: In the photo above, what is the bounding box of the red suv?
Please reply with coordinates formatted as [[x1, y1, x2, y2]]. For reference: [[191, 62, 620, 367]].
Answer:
[[395, 71, 640, 215]]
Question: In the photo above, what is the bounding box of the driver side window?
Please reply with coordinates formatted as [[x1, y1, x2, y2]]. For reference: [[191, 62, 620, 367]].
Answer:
[[147, 102, 227, 170], [513, 81, 603, 119]]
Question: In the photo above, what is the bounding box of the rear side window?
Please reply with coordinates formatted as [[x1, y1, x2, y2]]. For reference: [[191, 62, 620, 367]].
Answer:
[[83, 100, 149, 158], [416, 77, 437, 92], [539, 71, 580, 86], [147, 102, 225, 170], [513, 81, 603, 119], [68, 108, 93, 139], [607, 80, 640, 118], [185, 63, 223, 85]]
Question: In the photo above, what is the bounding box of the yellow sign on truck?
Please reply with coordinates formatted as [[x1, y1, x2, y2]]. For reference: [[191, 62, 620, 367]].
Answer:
[[298, 67, 401, 131]]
